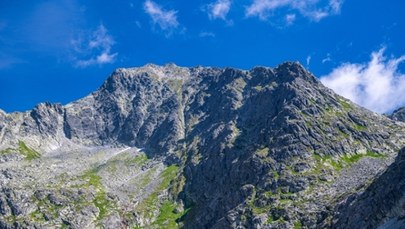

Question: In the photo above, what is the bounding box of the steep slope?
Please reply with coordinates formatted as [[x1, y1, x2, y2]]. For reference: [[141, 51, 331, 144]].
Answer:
[[0, 63, 404, 228]]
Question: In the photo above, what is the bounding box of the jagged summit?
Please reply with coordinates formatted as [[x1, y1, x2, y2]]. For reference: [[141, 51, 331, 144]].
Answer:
[[0, 63, 404, 228], [108, 61, 312, 84], [113, 63, 192, 80]]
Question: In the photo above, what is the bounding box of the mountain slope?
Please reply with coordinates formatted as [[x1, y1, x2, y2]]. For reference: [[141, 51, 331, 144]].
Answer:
[[0, 63, 404, 228]]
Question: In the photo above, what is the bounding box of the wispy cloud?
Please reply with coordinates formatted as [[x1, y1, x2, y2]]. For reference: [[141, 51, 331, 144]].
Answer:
[[73, 24, 117, 67], [306, 55, 311, 66], [143, 0, 179, 32], [206, 0, 232, 21], [199, 31, 216, 38], [245, 0, 343, 22], [320, 48, 405, 113], [322, 53, 332, 63], [285, 14, 296, 25]]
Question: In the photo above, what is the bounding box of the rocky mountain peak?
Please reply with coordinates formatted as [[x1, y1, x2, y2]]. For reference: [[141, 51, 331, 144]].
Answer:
[[274, 61, 318, 83], [0, 63, 404, 229]]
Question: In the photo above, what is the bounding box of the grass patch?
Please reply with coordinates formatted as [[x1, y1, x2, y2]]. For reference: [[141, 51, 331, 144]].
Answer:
[[313, 151, 386, 172], [294, 221, 303, 229], [0, 148, 15, 155], [154, 201, 186, 229], [353, 124, 367, 131], [342, 151, 385, 164], [339, 99, 352, 110], [272, 170, 280, 179], [29, 209, 46, 222], [18, 141, 41, 160], [80, 169, 115, 220], [136, 165, 183, 225], [125, 153, 148, 166], [267, 215, 274, 224], [338, 129, 350, 138], [159, 165, 179, 190]]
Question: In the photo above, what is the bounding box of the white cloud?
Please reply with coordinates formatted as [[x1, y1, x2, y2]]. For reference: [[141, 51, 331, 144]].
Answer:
[[306, 55, 311, 66], [76, 52, 117, 67], [199, 31, 216, 38], [73, 24, 117, 67], [320, 48, 405, 113], [207, 0, 232, 20], [322, 53, 332, 63], [245, 0, 343, 22], [285, 14, 296, 25], [144, 0, 179, 31]]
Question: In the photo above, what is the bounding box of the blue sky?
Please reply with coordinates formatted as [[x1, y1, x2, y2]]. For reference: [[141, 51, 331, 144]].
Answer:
[[0, 0, 404, 113]]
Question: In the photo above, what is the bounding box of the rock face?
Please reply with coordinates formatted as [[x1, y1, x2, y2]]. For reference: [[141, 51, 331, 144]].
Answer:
[[332, 147, 405, 229], [0, 62, 404, 228], [391, 107, 405, 122]]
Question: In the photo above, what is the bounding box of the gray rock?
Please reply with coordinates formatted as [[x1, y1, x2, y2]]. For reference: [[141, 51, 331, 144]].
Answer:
[[390, 107, 405, 122], [0, 62, 404, 228]]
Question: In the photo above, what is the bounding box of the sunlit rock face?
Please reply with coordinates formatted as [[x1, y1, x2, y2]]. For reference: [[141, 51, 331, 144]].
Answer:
[[0, 63, 404, 228]]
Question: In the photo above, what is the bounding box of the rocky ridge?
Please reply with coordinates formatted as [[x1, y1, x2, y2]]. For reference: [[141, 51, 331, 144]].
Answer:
[[0, 62, 404, 228]]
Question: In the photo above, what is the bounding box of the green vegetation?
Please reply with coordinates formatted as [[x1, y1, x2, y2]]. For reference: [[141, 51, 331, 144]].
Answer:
[[160, 165, 180, 189], [294, 221, 303, 229], [254, 85, 263, 91], [0, 148, 14, 155], [339, 99, 352, 110], [80, 169, 115, 220], [136, 165, 187, 227], [0, 141, 41, 160], [29, 209, 46, 222], [125, 153, 148, 166], [32, 196, 63, 220], [266, 215, 274, 224], [255, 147, 269, 158], [272, 170, 280, 179], [18, 141, 41, 160], [324, 106, 332, 112], [312, 151, 386, 172], [353, 123, 367, 131], [279, 198, 292, 205], [341, 151, 385, 164], [154, 201, 185, 229]]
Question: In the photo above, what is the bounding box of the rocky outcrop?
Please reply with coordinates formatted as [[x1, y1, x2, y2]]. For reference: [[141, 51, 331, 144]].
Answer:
[[0, 62, 404, 228], [391, 107, 405, 122]]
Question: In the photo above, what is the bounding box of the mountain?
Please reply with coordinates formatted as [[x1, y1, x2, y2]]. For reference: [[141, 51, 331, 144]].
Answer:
[[0, 62, 404, 229]]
